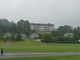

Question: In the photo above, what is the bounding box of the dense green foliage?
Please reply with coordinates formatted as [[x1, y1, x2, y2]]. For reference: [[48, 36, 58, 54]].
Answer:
[[0, 19, 80, 43], [58, 25, 73, 36], [41, 34, 53, 43], [41, 34, 77, 43], [52, 25, 73, 37], [0, 19, 31, 41], [40, 25, 80, 43], [73, 27, 80, 40], [17, 19, 30, 34]]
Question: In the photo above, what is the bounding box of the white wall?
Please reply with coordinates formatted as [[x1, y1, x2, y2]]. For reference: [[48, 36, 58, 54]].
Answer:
[[30, 24, 54, 31]]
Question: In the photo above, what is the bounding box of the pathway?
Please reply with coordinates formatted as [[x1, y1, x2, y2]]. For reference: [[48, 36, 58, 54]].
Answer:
[[0, 52, 80, 58]]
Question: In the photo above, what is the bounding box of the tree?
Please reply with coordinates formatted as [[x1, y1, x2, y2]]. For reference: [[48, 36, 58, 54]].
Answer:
[[0, 34, 2, 40], [0, 19, 10, 33], [41, 34, 53, 43], [51, 30, 60, 37], [73, 28, 80, 41], [17, 19, 25, 32], [10, 33, 16, 41], [9, 21, 17, 33], [24, 20, 30, 31], [17, 19, 31, 36], [31, 30, 36, 33], [0, 19, 32, 41], [16, 30, 22, 41], [24, 29, 30, 37], [5, 36, 9, 40], [58, 25, 73, 36]]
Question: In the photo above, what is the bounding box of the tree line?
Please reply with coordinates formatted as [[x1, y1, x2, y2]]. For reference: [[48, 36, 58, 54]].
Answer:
[[41, 25, 80, 43], [0, 19, 31, 41], [0, 19, 80, 43]]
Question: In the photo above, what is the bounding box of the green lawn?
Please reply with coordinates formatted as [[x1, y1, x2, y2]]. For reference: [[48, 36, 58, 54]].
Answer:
[[36, 30, 51, 34], [0, 40, 80, 52], [1, 40, 80, 60], [1, 55, 80, 60]]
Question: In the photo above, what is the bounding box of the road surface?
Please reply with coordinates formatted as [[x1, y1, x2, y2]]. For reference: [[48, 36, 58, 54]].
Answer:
[[0, 52, 80, 58]]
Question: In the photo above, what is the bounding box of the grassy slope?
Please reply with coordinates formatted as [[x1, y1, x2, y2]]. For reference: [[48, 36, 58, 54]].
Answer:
[[1, 55, 80, 60], [36, 30, 51, 34], [0, 40, 80, 52]]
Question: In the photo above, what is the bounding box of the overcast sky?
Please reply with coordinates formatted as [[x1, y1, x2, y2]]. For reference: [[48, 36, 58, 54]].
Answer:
[[0, 0, 80, 28]]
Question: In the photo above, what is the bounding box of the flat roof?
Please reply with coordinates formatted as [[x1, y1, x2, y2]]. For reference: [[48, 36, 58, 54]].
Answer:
[[30, 23, 54, 26]]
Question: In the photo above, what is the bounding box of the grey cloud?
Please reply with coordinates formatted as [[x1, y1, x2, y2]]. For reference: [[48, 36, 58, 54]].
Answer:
[[0, 0, 80, 28]]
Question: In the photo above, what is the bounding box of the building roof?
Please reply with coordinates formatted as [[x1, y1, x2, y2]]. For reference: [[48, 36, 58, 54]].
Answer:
[[64, 33, 73, 35], [30, 23, 54, 26], [21, 34, 26, 37], [3, 32, 12, 38], [63, 33, 73, 37]]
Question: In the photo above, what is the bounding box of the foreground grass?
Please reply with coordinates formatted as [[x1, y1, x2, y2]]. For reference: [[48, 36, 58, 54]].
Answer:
[[1, 55, 80, 60], [0, 40, 80, 52]]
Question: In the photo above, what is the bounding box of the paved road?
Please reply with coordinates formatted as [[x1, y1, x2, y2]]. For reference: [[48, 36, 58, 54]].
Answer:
[[0, 52, 80, 58]]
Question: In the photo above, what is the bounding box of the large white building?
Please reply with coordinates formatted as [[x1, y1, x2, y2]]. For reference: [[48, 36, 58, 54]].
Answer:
[[30, 23, 54, 31]]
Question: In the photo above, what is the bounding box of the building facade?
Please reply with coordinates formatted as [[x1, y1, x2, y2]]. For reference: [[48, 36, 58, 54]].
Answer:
[[30, 33, 39, 39], [30, 23, 54, 31], [3, 32, 12, 38]]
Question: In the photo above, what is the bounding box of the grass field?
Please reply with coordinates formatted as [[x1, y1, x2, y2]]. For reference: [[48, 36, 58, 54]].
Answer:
[[1, 55, 80, 60], [0, 40, 80, 52], [0, 40, 80, 60], [36, 30, 51, 34]]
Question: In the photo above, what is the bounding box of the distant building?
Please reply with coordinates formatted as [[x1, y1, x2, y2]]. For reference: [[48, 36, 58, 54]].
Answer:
[[35, 39, 41, 42], [3, 32, 12, 38], [15, 34, 27, 39], [21, 34, 27, 39], [30, 33, 39, 39], [63, 33, 73, 38], [30, 23, 54, 31], [53, 28, 57, 31]]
